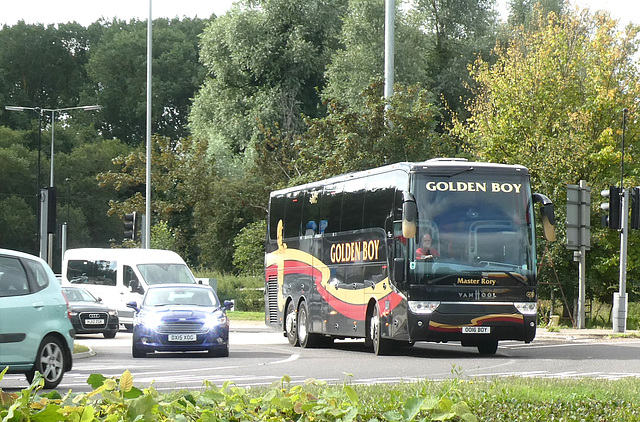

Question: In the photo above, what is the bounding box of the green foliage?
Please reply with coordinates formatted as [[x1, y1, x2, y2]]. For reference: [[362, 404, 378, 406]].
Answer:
[[290, 82, 456, 182], [198, 272, 264, 312], [85, 17, 207, 145], [6, 370, 640, 421], [191, 0, 346, 162], [149, 220, 177, 251], [453, 7, 640, 307], [233, 220, 266, 276]]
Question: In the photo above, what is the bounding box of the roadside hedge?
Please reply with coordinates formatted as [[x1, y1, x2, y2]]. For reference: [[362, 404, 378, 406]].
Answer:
[[3, 368, 640, 421]]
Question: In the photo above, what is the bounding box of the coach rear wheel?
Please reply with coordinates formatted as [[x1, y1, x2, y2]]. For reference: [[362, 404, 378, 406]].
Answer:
[[297, 301, 321, 348], [285, 301, 299, 346]]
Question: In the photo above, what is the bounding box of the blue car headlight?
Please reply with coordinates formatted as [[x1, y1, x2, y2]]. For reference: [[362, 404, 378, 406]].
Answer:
[[203, 312, 227, 331], [139, 313, 163, 330]]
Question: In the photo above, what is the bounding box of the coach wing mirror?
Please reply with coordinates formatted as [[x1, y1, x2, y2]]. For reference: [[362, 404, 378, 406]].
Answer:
[[393, 257, 405, 283], [533, 193, 556, 241], [402, 191, 417, 239]]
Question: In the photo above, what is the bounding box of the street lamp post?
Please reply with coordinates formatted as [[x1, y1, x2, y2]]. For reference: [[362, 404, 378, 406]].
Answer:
[[5, 106, 44, 257], [4, 104, 100, 264]]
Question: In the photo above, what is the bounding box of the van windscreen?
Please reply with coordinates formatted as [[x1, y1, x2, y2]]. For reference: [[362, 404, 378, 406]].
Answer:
[[67, 260, 117, 286], [137, 263, 196, 285]]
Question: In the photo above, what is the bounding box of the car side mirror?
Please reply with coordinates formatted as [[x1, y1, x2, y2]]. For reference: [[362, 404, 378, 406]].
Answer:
[[126, 301, 139, 312], [223, 300, 234, 311]]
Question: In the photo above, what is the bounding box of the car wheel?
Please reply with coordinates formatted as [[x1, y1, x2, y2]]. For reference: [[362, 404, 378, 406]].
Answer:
[[209, 344, 229, 357], [132, 342, 147, 358], [26, 336, 67, 389], [285, 301, 299, 347], [103, 330, 117, 339]]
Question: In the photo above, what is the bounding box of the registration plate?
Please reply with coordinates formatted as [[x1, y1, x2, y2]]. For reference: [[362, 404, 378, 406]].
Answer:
[[462, 326, 490, 334], [85, 319, 105, 325], [168, 334, 197, 342]]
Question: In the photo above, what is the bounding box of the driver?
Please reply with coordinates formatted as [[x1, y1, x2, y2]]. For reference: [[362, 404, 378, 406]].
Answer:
[[416, 232, 440, 259]]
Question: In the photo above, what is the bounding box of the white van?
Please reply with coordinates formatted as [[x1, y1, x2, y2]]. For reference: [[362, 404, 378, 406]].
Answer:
[[62, 248, 199, 330]]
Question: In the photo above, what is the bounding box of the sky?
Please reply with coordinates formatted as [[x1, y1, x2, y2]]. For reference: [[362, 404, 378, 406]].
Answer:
[[0, 0, 637, 27], [0, 0, 237, 26]]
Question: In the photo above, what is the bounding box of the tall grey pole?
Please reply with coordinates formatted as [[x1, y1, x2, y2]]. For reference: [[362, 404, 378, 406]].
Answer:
[[577, 180, 588, 328], [50, 110, 55, 186], [384, 0, 395, 104], [145, 0, 153, 249], [613, 109, 629, 333], [613, 189, 628, 333]]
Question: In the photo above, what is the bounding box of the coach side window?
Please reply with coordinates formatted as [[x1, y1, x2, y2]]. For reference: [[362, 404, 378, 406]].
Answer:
[[341, 179, 365, 232], [284, 190, 304, 239], [320, 183, 343, 234], [269, 195, 286, 240]]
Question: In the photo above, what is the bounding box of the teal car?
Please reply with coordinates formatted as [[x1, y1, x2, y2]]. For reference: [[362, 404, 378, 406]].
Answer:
[[0, 249, 75, 389]]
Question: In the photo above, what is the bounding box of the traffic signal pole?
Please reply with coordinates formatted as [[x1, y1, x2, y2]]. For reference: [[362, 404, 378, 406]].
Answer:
[[613, 189, 629, 333]]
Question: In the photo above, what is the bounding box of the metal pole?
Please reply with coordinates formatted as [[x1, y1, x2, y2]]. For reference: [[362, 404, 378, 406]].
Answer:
[[145, 0, 153, 249], [50, 110, 55, 186], [384, 0, 395, 105], [37, 110, 43, 257], [613, 188, 628, 333], [577, 180, 588, 328]]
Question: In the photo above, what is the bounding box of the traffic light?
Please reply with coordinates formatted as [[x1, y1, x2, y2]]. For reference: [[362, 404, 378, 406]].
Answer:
[[124, 212, 136, 240], [631, 187, 640, 230], [600, 186, 621, 229]]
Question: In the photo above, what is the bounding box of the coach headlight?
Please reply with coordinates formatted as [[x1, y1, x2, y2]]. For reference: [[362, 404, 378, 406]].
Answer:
[[408, 301, 440, 314], [514, 302, 537, 315]]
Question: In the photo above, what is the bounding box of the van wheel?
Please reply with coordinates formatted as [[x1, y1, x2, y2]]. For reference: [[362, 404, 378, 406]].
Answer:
[[124, 324, 133, 332], [26, 336, 67, 389]]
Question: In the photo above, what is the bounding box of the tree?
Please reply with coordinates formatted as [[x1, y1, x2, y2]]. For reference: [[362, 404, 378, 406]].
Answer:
[[452, 7, 640, 306], [190, 0, 347, 164], [97, 135, 206, 263], [282, 81, 457, 183], [85, 18, 207, 145], [56, 138, 133, 248], [0, 22, 91, 130], [507, 0, 565, 28], [323, 0, 498, 124]]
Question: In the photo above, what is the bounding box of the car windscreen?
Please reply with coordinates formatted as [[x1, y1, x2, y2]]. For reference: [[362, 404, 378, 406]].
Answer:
[[143, 288, 218, 307], [137, 263, 196, 285]]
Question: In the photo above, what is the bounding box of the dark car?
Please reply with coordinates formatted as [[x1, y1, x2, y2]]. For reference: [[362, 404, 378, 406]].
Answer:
[[127, 284, 231, 358], [61, 286, 119, 338]]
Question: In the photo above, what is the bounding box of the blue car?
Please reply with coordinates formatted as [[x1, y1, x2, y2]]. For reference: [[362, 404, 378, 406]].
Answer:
[[127, 284, 231, 358]]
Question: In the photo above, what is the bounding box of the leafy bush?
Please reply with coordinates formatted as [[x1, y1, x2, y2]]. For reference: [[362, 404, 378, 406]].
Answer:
[[0, 369, 475, 422], [4, 368, 640, 421], [195, 271, 264, 312]]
